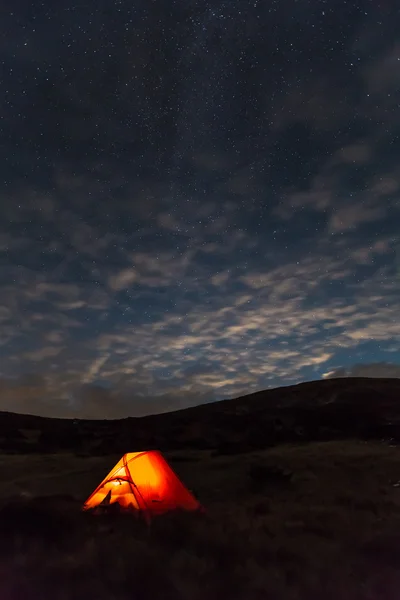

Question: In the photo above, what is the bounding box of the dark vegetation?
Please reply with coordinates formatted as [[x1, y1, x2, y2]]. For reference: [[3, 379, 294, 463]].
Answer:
[[1, 378, 400, 598]]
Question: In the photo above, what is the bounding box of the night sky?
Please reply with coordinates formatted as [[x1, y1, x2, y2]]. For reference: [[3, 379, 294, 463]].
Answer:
[[1, 0, 399, 418]]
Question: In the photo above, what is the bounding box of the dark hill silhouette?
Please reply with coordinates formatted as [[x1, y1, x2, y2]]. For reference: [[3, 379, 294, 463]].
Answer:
[[1, 377, 399, 455]]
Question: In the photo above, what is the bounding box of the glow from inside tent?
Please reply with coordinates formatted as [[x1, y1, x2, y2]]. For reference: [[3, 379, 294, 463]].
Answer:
[[126, 453, 164, 491]]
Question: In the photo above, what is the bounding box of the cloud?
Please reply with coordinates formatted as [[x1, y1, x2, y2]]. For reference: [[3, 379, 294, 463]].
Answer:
[[371, 176, 400, 196], [108, 268, 137, 291], [273, 134, 395, 233], [328, 203, 387, 233], [210, 271, 231, 286], [157, 212, 182, 231], [82, 354, 110, 384], [323, 363, 400, 379], [270, 41, 400, 235], [350, 239, 391, 264], [363, 42, 400, 95], [337, 143, 372, 165], [24, 346, 63, 362]]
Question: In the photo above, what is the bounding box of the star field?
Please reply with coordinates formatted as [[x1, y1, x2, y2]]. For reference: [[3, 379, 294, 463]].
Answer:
[[0, 0, 399, 417]]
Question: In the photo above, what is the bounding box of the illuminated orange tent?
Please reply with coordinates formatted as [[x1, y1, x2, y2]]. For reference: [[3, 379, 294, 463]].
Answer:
[[82, 450, 202, 518]]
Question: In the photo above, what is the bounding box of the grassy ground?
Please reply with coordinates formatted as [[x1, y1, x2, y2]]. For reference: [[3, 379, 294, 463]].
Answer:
[[1, 441, 400, 598]]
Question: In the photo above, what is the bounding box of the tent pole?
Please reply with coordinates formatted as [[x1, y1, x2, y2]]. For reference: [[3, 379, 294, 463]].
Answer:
[[123, 454, 151, 524]]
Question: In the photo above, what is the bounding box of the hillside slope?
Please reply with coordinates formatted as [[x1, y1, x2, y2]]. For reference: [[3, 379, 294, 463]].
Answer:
[[0, 377, 399, 455]]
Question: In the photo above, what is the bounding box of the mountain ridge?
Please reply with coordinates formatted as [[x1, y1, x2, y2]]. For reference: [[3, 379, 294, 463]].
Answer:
[[0, 377, 399, 455]]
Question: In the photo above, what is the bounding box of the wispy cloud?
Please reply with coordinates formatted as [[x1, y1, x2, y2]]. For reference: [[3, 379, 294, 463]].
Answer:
[[0, 199, 399, 416], [324, 363, 400, 379], [82, 354, 110, 384], [108, 269, 137, 292]]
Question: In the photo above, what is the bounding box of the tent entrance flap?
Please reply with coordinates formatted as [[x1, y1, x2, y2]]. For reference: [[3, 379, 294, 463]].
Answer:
[[86, 479, 140, 510]]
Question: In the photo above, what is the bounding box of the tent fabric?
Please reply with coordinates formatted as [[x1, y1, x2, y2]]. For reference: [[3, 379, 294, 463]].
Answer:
[[82, 450, 201, 517]]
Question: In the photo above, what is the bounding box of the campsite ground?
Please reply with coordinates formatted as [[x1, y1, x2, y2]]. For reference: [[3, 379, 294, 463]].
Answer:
[[1, 441, 400, 598]]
